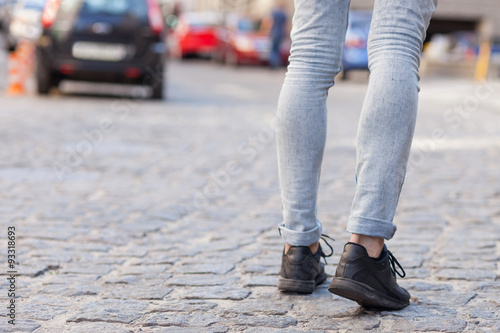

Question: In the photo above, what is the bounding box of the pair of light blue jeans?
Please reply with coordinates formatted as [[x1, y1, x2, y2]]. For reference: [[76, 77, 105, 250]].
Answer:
[[277, 0, 438, 246]]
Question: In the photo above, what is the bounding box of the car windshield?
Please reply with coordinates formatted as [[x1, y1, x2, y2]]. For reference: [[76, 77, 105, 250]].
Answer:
[[60, 0, 147, 18], [237, 19, 259, 33], [81, 0, 130, 15], [184, 13, 221, 28], [188, 21, 215, 28]]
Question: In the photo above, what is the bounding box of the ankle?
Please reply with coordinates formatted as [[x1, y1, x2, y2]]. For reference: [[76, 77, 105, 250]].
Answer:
[[309, 242, 319, 254], [350, 234, 384, 258], [285, 242, 319, 255]]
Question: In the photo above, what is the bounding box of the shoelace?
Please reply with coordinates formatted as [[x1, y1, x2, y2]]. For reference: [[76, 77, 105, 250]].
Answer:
[[387, 250, 406, 279], [318, 234, 334, 264], [277, 226, 334, 264]]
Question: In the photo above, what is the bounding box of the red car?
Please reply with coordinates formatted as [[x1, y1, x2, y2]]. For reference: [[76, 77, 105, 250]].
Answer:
[[214, 16, 289, 66], [169, 12, 221, 58]]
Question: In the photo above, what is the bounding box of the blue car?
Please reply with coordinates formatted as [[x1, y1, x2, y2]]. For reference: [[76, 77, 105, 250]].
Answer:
[[341, 11, 372, 80]]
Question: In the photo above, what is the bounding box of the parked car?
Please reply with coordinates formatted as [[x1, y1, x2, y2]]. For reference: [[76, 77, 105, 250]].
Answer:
[[168, 11, 221, 59], [213, 15, 289, 66], [341, 11, 372, 79], [36, 0, 166, 99]]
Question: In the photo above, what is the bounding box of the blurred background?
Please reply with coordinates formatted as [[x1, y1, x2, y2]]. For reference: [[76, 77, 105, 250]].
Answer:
[[0, 3, 499, 331], [0, 0, 499, 99]]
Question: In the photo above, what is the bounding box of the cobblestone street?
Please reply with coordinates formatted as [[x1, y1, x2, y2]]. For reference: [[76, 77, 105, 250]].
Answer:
[[1, 57, 500, 332]]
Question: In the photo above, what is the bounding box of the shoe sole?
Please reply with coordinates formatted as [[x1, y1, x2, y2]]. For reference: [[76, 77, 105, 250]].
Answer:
[[328, 277, 409, 310], [278, 272, 327, 294]]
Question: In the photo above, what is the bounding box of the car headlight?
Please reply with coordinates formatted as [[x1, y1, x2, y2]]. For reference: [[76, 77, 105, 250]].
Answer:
[[235, 36, 253, 52]]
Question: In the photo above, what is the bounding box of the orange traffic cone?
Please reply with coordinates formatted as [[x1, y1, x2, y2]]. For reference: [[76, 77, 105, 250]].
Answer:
[[6, 40, 35, 95], [6, 51, 25, 95]]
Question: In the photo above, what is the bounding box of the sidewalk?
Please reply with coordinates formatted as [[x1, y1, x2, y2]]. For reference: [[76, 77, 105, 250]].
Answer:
[[0, 64, 499, 332]]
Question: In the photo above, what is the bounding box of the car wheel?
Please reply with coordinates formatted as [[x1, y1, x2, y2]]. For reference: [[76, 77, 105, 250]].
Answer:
[[212, 48, 224, 64], [151, 80, 164, 100], [36, 61, 53, 95], [150, 68, 164, 100], [226, 50, 239, 67]]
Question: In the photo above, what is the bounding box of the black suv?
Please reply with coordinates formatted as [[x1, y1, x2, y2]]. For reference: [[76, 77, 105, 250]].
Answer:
[[36, 0, 166, 99]]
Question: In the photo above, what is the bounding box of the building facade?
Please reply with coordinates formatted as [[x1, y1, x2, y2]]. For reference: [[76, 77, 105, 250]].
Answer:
[[350, 0, 499, 40], [165, 0, 500, 39]]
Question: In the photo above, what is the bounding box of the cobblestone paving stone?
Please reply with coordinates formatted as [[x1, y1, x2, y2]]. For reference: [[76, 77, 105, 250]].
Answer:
[[0, 59, 499, 332]]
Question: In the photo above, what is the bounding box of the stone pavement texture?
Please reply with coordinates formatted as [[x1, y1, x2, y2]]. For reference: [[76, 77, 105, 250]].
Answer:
[[0, 58, 500, 332]]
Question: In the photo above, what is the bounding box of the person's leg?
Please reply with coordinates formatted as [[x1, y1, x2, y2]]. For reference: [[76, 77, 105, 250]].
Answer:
[[270, 36, 282, 68], [347, 0, 438, 256], [330, 0, 438, 309], [277, 0, 350, 248], [276, 0, 350, 293]]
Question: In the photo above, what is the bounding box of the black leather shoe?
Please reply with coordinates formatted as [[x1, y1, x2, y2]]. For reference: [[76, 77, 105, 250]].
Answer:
[[278, 245, 327, 293], [328, 242, 410, 310], [278, 235, 334, 294]]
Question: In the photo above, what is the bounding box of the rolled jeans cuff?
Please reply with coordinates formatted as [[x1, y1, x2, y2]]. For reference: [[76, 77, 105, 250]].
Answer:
[[278, 220, 322, 246], [346, 215, 397, 240]]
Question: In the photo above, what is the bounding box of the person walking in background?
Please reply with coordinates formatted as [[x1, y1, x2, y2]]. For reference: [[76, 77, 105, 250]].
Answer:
[[276, 0, 438, 310], [268, 1, 288, 69]]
